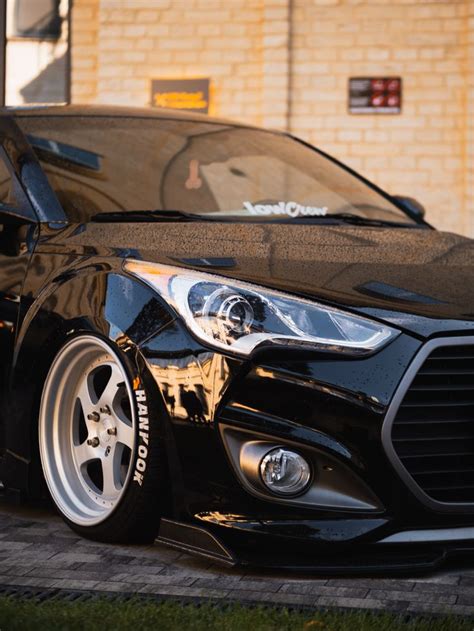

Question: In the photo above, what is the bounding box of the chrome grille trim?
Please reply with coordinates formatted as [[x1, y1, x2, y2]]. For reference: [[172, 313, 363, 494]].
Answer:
[[382, 335, 474, 513]]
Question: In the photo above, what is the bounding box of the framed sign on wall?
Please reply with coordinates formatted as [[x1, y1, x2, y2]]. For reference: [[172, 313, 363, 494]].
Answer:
[[150, 78, 210, 114], [349, 77, 402, 114]]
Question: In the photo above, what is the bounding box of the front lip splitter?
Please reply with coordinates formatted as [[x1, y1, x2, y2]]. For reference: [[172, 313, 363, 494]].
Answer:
[[155, 517, 474, 575]]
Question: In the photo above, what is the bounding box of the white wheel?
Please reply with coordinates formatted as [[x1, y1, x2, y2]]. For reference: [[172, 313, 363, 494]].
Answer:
[[39, 335, 136, 526]]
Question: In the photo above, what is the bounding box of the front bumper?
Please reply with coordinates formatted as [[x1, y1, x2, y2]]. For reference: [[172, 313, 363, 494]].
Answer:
[[141, 322, 474, 573]]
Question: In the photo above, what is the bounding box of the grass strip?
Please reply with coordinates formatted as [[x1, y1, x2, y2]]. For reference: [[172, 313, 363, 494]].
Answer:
[[0, 595, 469, 630]]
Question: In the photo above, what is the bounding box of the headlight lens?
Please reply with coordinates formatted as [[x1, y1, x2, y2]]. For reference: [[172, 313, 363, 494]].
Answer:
[[124, 260, 399, 356]]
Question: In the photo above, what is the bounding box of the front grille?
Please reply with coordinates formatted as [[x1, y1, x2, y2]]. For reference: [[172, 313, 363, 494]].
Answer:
[[391, 344, 474, 504]]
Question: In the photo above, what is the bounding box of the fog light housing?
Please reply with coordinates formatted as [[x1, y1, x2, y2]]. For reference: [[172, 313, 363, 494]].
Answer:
[[259, 448, 311, 496]]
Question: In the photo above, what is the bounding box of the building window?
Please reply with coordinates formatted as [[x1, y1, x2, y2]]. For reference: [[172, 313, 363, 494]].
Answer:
[[5, 0, 70, 105], [13, 0, 62, 40]]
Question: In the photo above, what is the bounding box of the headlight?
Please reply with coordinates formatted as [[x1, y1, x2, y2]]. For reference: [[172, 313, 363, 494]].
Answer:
[[124, 260, 399, 357]]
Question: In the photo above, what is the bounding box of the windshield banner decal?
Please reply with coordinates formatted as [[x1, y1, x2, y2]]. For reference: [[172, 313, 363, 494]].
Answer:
[[243, 201, 328, 218]]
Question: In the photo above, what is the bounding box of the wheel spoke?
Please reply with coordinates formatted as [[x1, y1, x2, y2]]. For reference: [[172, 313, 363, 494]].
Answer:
[[101, 449, 120, 496], [97, 363, 123, 410], [73, 441, 96, 467], [76, 376, 95, 419], [115, 417, 134, 449]]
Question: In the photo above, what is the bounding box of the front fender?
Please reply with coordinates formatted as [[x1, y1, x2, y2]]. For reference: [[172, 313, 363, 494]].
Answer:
[[5, 260, 175, 495]]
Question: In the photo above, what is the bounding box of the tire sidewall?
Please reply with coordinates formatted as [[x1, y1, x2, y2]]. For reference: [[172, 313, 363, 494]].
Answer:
[[42, 331, 167, 543]]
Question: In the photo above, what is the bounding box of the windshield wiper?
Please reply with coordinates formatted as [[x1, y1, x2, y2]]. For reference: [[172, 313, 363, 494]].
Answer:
[[91, 209, 421, 227], [91, 210, 216, 223], [329, 213, 411, 227], [290, 213, 419, 228]]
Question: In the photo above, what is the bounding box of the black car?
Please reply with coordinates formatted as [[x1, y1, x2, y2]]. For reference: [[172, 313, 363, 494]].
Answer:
[[1, 105, 474, 573]]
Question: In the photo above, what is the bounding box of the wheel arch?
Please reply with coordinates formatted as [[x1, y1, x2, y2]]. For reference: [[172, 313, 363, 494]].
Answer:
[[3, 264, 175, 497]]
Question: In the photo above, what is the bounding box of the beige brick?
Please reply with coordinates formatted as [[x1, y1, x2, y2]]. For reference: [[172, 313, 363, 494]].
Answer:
[[123, 25, 147, 37], [144, 24, 170, 36], [136, 40, 155, 50], [364, 156, 390, 170], [366, 48, 390, 60], [136, 10, 160, 22], [338, 130, 363, 142], [364, 130, 390, 143], [74, 6, 94, 20]]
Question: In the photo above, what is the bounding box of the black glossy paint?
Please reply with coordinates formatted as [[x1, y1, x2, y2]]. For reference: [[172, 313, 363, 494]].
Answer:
[[2, 105, 474, 565], [36, 219, 474, 338]]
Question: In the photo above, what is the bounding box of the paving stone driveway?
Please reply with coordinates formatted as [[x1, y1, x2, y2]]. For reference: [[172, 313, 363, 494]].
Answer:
[[0, 501, 473, 617]]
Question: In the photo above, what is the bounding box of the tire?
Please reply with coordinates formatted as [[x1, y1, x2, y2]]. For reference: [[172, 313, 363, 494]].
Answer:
[[38, 334, 167, 543]]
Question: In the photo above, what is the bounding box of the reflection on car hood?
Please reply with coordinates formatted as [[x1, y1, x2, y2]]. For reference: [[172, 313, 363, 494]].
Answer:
[[46, 221, 474, 338]]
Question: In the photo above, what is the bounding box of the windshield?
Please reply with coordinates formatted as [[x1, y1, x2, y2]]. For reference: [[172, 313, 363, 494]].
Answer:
[[17, 115, 415, 225]]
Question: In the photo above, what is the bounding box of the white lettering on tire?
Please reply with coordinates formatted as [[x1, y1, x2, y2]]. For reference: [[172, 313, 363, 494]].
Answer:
[[133, 388, 149, 486]]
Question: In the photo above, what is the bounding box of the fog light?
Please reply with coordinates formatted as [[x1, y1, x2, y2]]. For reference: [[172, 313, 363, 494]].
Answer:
[[259, 448, 311, 496]]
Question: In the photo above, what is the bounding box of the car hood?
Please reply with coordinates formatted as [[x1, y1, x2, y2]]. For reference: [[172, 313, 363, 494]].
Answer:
[[48, 221, 474, 339]]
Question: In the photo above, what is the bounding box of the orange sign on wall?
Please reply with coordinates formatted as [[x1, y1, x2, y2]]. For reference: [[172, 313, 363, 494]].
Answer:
[[150, 78, 210, 114]]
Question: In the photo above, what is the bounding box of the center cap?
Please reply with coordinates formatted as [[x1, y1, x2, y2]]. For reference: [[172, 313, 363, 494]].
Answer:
[[98, 418, 115, 444]]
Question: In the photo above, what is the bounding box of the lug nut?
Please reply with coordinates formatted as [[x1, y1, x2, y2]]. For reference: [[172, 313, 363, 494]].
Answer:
[[107, 427, 117, 436], [87, 412, 100, 422], [87, 437, 100, 447], [100, 405, 111, 415]]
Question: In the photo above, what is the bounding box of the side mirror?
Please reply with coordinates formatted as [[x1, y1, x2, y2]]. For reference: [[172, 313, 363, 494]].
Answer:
[[0, 204, 36, 226], [392, 195, 426, 221]]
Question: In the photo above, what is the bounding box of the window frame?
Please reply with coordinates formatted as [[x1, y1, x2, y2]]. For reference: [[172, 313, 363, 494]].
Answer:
[[5, 114, 66, 223]]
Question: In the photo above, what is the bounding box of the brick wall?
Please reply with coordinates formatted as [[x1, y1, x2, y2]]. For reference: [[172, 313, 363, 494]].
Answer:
[[290, 0, 469, 235], [71, 0, 474, 235], [71, 0, 99, 102], [6, 0, 70, 105], [75, 0, 266, 125], [468, 0, 474, 234]]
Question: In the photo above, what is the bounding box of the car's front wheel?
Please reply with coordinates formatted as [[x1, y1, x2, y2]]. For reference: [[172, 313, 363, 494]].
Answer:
[[38, 334, 165, 543]]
